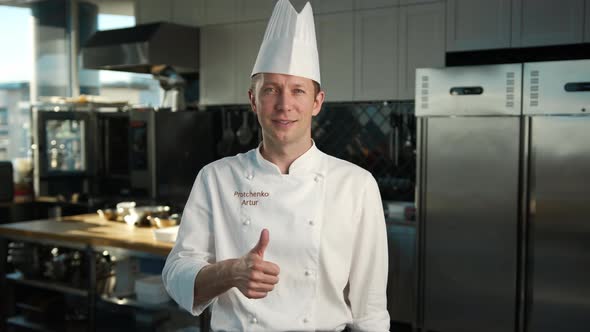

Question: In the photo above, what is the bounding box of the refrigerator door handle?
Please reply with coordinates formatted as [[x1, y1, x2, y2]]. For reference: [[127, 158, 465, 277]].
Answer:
[[449, 86, 484, 95], [564, 82, 590, 92]]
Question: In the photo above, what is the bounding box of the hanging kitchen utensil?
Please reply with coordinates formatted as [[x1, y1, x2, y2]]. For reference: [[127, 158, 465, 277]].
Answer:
[[388, 112, 394, 163], [237, 111, 253, 146], [392, 111, 400, 167], [401, 112, 414, 163], [216, 110, 228, 156], [388, 130, 394, 161], [404, 112, 413, 148], [226, 110, 236, 154], [217, 109, 235, 156]]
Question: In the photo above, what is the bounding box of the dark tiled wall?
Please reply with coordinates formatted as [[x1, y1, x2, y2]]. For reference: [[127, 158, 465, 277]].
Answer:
[[207, 101, 416, 202], [313, 101, 416, 202]]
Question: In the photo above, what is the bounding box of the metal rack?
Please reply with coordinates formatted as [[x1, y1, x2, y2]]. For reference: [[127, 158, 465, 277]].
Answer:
[[0, 235, 201, 332]]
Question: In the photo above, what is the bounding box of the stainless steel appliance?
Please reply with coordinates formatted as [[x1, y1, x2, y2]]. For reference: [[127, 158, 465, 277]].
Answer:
[[522, 59, 590, 332], [33, 105, 97, 197], [129, 108, 219, 206], [33, 103, 219, 206], [33, 104, 131, 198], [82, 22, 198, 75], [415, 64, 522, 332], [82, 22, 199, 110], [95, 111, 131, 196], [0, 161, 13, 202], [415, 60, 590, 332]]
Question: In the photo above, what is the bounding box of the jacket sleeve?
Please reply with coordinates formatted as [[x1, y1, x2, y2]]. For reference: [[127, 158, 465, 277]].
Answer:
[[348, 173, 390, 331], [162, 168, 216, 315]]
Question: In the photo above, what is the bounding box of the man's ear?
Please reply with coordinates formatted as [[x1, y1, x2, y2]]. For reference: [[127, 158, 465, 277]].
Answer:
[[248, 89, 257, 114], [312, 90, 325, 116]]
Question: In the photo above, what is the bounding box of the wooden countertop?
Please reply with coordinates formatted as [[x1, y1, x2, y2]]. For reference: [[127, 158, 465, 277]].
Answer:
[[0, 214, 174, 256]]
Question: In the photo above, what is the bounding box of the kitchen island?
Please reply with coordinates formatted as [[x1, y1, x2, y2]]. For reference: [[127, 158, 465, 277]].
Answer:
[[0, 214, 203, 332], [0, 214, 174, 256]]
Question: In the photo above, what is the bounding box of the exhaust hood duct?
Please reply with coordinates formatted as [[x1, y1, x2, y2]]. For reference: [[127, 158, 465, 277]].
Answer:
[[82, 22, 199, 75]]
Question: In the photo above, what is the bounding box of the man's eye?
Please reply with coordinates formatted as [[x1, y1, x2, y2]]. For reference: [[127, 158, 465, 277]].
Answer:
[[263, 87, 276, 94], [294, 89, 306, 94]]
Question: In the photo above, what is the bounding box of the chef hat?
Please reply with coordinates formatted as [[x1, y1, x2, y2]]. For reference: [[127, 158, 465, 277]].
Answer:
[[251, 0, 321, 85]]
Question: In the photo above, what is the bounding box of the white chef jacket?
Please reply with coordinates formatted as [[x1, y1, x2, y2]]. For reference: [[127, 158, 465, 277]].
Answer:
[[162, 143, 390, 331]]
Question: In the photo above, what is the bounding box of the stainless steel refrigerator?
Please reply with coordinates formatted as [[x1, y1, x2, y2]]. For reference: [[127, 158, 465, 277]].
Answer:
[[521, 60, 590, 332], [414, 60, 590, 332], [415, 64, 522, 332]]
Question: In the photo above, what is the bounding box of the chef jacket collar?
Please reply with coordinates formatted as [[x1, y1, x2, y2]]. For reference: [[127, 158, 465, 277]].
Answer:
[[253, 140, 325, 176]]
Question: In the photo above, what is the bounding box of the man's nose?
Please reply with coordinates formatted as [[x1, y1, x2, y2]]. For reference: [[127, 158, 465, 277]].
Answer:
[[276, 90, 293, 112]]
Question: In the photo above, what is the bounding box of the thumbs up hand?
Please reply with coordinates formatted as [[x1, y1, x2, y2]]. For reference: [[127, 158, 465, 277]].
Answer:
[[250, 228, 270, 258], [232, 229, 280, 299]]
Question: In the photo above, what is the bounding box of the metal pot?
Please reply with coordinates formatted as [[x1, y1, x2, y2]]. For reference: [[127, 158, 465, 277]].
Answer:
[[147, 213, 180, 228], [97, 208, 118, 221], [98, 203, 172, 227], [97, 201, 137, 222], [118, 205, 171, 227]]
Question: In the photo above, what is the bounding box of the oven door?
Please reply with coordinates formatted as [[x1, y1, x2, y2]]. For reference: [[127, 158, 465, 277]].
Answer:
[[37, 110, 95, 177], [96, 111, 130, 196]]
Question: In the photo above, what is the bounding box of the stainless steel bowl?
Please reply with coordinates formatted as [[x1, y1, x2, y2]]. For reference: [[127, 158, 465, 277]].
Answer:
[[97, 208, 118, 221], [147, 215, 179, 228]]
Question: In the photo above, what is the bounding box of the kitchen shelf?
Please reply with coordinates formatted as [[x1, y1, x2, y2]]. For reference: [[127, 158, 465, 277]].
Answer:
[[100, 294, 180, 312], [6, 272, 88, 297], [6, 315, 57, 332], [0, 217, 183, 331]]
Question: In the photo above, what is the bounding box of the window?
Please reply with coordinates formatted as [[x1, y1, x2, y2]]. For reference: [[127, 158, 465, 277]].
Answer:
[[0, 6, 33, 161], [0, 4, 166, 163]]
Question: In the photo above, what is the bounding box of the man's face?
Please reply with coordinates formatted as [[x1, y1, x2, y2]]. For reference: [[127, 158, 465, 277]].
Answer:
[[249, 73, 325, 147]]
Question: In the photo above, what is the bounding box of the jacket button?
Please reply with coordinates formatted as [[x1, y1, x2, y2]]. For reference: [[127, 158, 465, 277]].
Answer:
[[250, 317, 258, 324], [243, 219, 251, 226], [246, 174, 254, 180], [314, 176, 320, 182], [308, 220, 314, 226], [303, 318, 309, 324]]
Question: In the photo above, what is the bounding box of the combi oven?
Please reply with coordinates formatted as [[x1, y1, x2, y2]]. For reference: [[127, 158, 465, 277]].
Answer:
[[33, 104, 219, 207], [128, 108, 219, 207], [33, 104, 131, 198], [33, 104, 98, 197]]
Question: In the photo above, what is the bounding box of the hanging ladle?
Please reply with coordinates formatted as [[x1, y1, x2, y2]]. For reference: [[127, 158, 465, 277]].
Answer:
[[237, 111, 253, 146]]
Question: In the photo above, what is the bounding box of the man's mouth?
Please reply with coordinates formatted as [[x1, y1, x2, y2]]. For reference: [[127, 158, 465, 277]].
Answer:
[[273, 120, 296, 126]]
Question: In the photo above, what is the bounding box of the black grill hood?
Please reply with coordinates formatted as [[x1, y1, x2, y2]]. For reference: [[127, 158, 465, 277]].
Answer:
[[82, 22, 199, 74]]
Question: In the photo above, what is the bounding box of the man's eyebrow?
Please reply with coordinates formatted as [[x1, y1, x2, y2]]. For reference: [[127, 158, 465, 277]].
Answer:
[[260, 82, 307, 88]]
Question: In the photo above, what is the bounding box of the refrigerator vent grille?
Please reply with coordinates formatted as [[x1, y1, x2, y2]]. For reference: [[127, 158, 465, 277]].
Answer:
[[420, 75, 429, 109], [530, 70, 540, 107], [506, 72, 515, 108]]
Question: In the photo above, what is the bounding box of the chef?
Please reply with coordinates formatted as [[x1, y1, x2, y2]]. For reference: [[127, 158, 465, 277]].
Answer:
[[162, 0, 390, 331]]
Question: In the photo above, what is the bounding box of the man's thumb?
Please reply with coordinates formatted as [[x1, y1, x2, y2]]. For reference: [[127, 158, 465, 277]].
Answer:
[[251, 228, 269, 257]]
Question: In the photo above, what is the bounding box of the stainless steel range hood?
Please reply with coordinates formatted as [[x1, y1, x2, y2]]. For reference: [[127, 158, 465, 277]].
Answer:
[[82, 22, 199, 75]]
